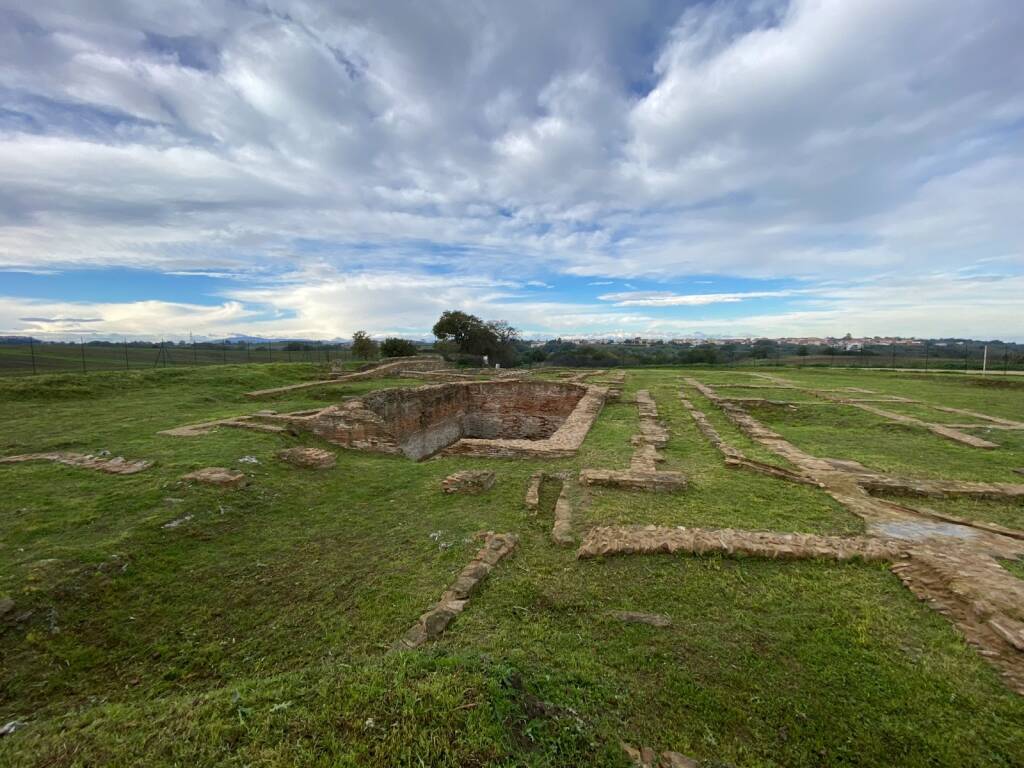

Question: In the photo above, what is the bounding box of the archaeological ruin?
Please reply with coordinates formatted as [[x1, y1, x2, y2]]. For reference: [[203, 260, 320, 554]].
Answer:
[[252, 379, 607, 460]]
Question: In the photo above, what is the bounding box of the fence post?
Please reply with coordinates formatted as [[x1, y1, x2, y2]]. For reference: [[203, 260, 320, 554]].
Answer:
[[29, 336, 37, 375], [80, 338, 87, 373]]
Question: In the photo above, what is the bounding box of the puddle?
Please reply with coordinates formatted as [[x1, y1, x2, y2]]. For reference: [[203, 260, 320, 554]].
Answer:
[[873, 520, 978, 541]]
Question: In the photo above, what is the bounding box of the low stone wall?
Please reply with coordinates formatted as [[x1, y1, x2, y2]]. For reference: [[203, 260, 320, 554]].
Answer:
[[330, 355, 447, 380], [0, 451, 152, 475]]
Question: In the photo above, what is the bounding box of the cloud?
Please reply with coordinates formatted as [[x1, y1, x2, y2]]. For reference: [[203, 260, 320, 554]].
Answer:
[[598, 290, 796, 307], [0, 0, 1021, 337]]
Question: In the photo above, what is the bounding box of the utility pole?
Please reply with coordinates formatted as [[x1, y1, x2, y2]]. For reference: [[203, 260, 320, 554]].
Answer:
[[891, 342, 896, 370], [80, 337, 87, 373], [29, 336, 37, 375], [124, 337, 129, 370], [924, 340, 929, 372], [191, 332, 197, 366]]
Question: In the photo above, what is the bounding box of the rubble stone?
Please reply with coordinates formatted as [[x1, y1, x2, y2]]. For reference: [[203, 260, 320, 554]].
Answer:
[[441, 470, 496, 494], [181, 467, 247, 488], [394, 532, 517, 649], [277, 446, 337, 469], [0, 452, 152, 475]]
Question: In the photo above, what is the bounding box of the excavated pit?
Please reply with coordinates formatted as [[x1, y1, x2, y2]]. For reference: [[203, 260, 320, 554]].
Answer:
[[260, 379, 605, 460]]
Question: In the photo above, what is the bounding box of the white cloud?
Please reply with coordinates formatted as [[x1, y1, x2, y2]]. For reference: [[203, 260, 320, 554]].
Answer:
[[0, 0, 1021, 337], [598, 290, 796, 307]]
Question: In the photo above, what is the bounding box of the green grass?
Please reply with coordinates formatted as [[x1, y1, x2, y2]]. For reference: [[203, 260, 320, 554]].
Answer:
[[1, 365, 1023, 766]]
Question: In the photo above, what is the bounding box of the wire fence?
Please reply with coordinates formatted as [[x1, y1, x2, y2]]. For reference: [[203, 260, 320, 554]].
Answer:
[[0, 339, 1020, 377], [732, 342, 1024, 372], [0, 340, 356, 376]]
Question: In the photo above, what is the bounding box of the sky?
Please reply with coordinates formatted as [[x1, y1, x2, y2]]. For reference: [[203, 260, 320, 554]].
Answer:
[[1, 0, 1022, 341]]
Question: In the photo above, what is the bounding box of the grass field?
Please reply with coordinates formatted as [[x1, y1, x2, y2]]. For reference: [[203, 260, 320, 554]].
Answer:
[[1, 364, 1022, 766]]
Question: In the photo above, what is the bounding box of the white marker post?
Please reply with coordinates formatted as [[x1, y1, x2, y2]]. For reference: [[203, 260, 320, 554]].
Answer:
[[983, 344, 988, 374]]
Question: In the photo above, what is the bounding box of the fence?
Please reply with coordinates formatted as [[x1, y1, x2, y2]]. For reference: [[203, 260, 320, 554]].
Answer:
[[1, 339, 1021, 377], [0, 340, 355, 376], [743, 342, 1024, 372]]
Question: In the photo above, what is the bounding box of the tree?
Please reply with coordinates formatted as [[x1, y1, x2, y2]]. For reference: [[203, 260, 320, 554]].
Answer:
[[751, 338, 777, 359], [796, 345, 810, 357], [432, 311, 494, 356], [431, 310, 521, 366], [351, 331, 379, 360], [380, 337, 418, 358]]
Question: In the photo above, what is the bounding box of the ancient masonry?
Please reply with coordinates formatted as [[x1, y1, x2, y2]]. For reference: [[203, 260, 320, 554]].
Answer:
[[253, 379, 607, 460], [552, 476, 575, 545], [747, 372, 1023, 449], [0, 452, 152, 475], [244, 354, 449, 398], [621, 741, 699, 767], [678, 390, 821, 487], [180, 467, 248, 488], [522, 471, 577, 545], [580, 389, 686, 492], [592, 370, 627, 401], [277, 446, 337, 469], [578, 525, 906, 562], [441, 469, 496, 494], [394, 532, 518, 650], [676, 376, 1024, 693], [158, 411, 285, 437]]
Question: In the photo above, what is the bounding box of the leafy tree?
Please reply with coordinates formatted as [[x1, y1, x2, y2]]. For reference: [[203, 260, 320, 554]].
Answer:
[[797, 345, 810, 357], [431, 310, 520, 366], [751, 338, 777, 359], [380, 337, 418, 358], [351, 330, 379, 360]]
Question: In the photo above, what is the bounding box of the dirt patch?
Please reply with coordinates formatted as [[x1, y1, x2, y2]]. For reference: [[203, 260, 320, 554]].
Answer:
[[180, 467, 247, 488], [0, 451, 152, 475], [611, 611, 672, 628]]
